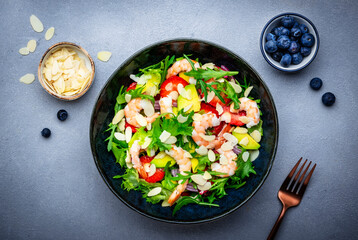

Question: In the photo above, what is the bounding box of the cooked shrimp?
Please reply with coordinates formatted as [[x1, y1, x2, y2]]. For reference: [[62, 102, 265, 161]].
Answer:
[[192, 112, 221, 149], [220, 97, 260, 128], [165, 145, 192, 206], [130, 140, 147, 179], [166, 59, 200, 79], [124, 98, 159, 128], [238, 97, 260, 128], [159, 96, 173, 115], [211, 148, 237, 177]]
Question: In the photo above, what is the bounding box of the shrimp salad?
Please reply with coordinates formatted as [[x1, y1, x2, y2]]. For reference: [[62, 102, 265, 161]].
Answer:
[[106, 55, 263, 215]]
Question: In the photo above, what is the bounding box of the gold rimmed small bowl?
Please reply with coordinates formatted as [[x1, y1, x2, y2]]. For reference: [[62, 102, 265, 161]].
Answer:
[[38, 42, 95, 101]]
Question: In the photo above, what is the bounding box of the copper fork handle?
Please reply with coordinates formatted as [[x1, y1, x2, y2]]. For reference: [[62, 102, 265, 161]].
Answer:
[[267, 205, 288, 240]]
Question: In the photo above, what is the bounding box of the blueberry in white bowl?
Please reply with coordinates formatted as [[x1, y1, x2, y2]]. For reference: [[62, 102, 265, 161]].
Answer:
[[260, 13, 319, 72]]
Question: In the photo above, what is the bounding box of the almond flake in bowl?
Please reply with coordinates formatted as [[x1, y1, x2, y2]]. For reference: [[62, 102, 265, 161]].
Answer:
[[38, 42, 95, 100]]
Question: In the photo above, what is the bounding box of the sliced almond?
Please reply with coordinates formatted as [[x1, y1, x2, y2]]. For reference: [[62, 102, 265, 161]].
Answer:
[[201, 63, 215, 69], [191, 174, 207, 186], [208, 150, 216, 162], [126, 162, 133, 169], [19, 47, 29, 55], [141, 137, 152, 149], [183, 136, 189, 143], [135, 114, 147, 127], [223, 133, 238, 146], [192, 113, 202, 122], [195, 145, 208, 155], [198, 182, 212, 191], [97, 51, 112, 62], [189, 78, 197, 85], [147, 123, 152, 130], [141, 100, 155, 117], [238, 116, 250, 124], [112, 109, 124, 124], [114, 132, 125, 141], [118, 119, 125, 131], [199, 133, 215, 142], [221, 142, 233, 151], [148, 164, 156, 177], [183, 104, 192, 112], [203, 171, 212, 180], [242, 151, 250, 162], [155, 152, 166, 159], [230, 102, 239, 113], [125, 150, 131, 163], [159, 130, 171, 143], [164, 136, 177, 144], [250, 130, 262, 143], [220, 112, 231, 123], [177, 83, 184, 95], [125, 126, 132, 143], [27, 40, 37, 52], [239, 137, 249, 146], [19, 73, 35, 84], [168, 91, 179, 100], [125, 94, 132, 103], [177, 114, 188, 123], [216, 103, 224, 115], [229, 81, 242, 93], [147, 187, 162, 197], [30, 15, 44, 32], [144, 163, 151, 172], [233, 127, 248, 134], [161, 200, 171, 207], [184, 151, 192, 158], [219, 155, 228, 165], [165, 82, 173, 91], [249, 150, 260, 162], [244, 86, 253, 97], [45, 27, 55, 40], [206, 91, 215, 103]]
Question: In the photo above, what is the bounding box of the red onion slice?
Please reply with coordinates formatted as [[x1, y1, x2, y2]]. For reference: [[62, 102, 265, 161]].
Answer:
[[233, 145, 242, 155], [171, 169, 179, 177], [186, 183, 198, 192], [154, 100, 160, 111]]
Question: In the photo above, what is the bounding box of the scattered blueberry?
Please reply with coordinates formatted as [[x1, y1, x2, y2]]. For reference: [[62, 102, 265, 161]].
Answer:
[[281, 27, 290, 36], [281, 16, 295, 28], [271, 51, 283, 62], [41, 128, 51, 138], [266, 33, 276, 41], [299, 24, 308, 34], [291, 53, 303, 65], [300, 47, 312, 57], [290, 27, 302, 38], [280, 53, 292, 67], [322, 92, 336, 106], [288, 41, 300, 54], [301, 33, 315, 47], [57, 109, 68, 121], [277, 35, 291, 49], [310, 77, 323, 90]]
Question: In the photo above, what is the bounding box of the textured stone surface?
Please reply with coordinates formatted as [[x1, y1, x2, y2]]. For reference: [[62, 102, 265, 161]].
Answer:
[[1, 0, 358, 239]]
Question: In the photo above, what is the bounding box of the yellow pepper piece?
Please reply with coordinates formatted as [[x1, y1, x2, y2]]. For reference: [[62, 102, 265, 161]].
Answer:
[[191, 158, 199, 173], [179, 72, 190, 82]]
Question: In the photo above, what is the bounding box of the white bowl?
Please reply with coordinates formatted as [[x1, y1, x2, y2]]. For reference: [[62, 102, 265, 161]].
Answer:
[[260, 13, 320, 72]]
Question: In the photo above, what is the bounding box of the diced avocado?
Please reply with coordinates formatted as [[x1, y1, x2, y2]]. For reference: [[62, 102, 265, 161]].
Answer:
[[136, 71, 161, 95], [151, 152, 176, 168], [179, 72, 190, 82], [177, 84, 200, 112], [191, 158, 199, 173], [232, 132, 260, 150]]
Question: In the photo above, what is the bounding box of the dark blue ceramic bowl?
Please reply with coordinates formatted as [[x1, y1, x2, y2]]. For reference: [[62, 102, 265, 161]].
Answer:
[[90, 39, 279, 223]]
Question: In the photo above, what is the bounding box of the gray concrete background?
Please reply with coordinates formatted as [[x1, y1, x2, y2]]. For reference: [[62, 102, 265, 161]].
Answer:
[[1, 0, 358, 239]]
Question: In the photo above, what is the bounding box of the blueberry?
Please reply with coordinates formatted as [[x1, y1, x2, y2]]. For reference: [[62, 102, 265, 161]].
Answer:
[[264, 40, 278, 53], [322, 92, 336, 106], [281, 16, 295, 28], [292, 53, 303, 65], [288, 41, 300, 54], [271, 51, 283, 62], [290, 27, 302, 38], [266, 33, 276, 41], [299, 24, 308, 34], [272, 26, 284, 36], [277, 35, 291, 49], [281, 28, 290, 36], [301, 33, 315, 47], [290, 36, 297, 41], [41, 128, 51, 138], [300, 47, 312, 57], [310, 77, 323, 90], [280, 53, 292, 67], [57, 109, 68, 121], [292, 21, 299, 28]]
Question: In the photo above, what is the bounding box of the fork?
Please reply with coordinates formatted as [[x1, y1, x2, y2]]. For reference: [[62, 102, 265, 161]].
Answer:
[[267, 158, 317, 240]]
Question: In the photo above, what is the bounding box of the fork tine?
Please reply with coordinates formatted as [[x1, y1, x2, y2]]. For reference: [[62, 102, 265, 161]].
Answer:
[[298, 163, 317, 196], [280, 157, 302, 190], [288, 159, 307, 191], [293, 161, 312, 193]]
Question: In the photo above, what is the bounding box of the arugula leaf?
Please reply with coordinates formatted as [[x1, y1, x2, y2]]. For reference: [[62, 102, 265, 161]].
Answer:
[[185, 68, 238, 81], [161, 55, 175, 84], [147, 118, 172, 152], [126, 86, 155, 103], [210, 178, 229, 198], [105, 123, 117, 152], [173, 196, 219, 216]]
